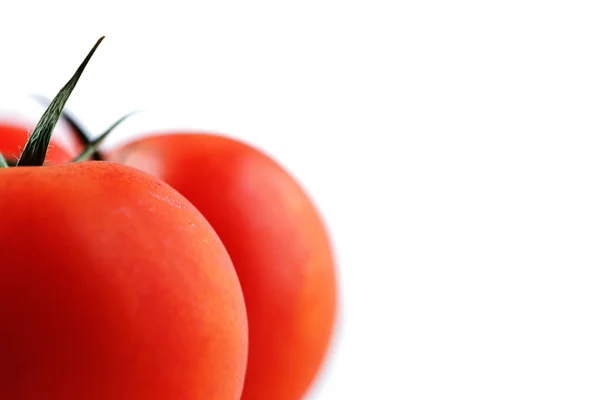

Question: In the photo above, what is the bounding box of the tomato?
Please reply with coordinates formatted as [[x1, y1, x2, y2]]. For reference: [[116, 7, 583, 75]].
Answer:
[[0, 122, 75, 165], [0, 161, 248, 399], [0, 36, 249, 399], [106, 133, 337, 399]]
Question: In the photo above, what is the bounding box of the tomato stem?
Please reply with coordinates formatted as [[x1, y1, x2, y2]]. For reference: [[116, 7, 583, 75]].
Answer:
[[71, 110, 139, 162], [30, 95, 129, 162], [30, 93, 96, 157], [17, 36, 105, 166], [0, 153, 8, 168]]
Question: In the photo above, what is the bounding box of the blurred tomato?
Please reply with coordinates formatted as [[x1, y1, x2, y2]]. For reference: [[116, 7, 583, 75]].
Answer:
[[0, 121, 74, 165], [107, 132, 337, 400]]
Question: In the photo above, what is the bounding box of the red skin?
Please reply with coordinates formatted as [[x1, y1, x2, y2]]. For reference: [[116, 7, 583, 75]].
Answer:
[[0, 161, 248, 400], [108, 133, 337, 400], [0, 122, 75, 165]]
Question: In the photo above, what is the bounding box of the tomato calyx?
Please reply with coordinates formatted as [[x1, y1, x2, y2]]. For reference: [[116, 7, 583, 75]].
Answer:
[[14, 36, 105, 167], [31, 97, 139, 163], [30, 93, 97, 158], [71, 110, 139, 162]]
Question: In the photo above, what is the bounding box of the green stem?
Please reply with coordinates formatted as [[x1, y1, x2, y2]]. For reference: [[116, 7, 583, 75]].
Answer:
[[30, 93, 94, 156], [17, 36, 105, 166], [0, 153, 8, 168], [72, 110, 139, 162]]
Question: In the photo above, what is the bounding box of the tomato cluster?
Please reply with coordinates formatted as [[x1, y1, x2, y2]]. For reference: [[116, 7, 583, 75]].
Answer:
[[0, 38, 336, 399]]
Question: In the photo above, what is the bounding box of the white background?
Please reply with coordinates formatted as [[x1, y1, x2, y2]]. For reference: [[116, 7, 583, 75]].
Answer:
[[2, 1, 600, 399]]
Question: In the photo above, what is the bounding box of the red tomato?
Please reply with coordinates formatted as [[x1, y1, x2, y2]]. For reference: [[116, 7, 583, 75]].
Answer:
[[107, 133, 337, 400], [0, 122, 75, 165], [0, 161, 248, 399]]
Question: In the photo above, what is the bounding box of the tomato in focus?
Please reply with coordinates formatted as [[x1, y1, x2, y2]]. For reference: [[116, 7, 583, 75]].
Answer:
[[0, 162, 248, 399]]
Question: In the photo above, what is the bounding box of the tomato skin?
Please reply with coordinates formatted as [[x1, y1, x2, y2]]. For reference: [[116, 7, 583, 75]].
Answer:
[[0, 161, 248, 400], [108, 133, 337, 400], [0, 122, 75, 165]]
